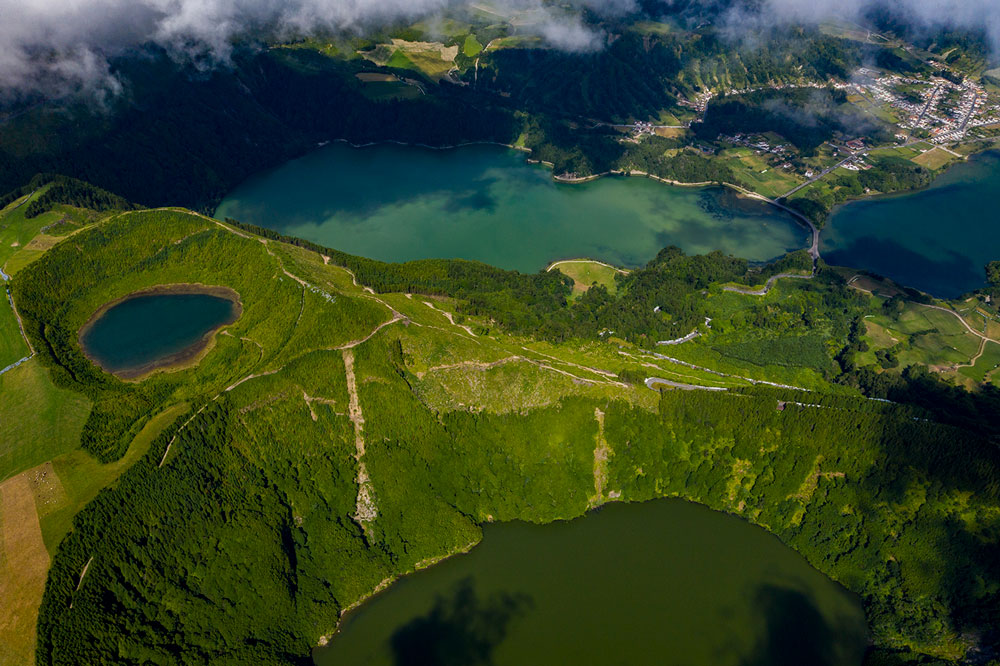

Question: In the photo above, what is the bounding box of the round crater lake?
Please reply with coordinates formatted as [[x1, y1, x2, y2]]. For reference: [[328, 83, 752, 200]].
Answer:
[[823, 150, 1000, 298], [215, 143, 808, 272], [80, 288, 240, 378], [313, 499, 866, 666]]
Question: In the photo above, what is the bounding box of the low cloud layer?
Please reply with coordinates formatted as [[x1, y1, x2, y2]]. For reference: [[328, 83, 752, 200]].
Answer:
[[733, 0, 1000, 49], [0, 0, 997, 101], [0, 0, 642, 100]]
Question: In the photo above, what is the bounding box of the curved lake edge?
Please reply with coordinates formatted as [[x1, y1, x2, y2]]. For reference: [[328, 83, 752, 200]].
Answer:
[[825, 148, 999, 220], [327, 137, 819, 252], [216, 135, 999, 286], [312, 497, 868, 657], [823, 148, 1000, 297], [218, 139, 815, 273], [78, 283, 242, 380]]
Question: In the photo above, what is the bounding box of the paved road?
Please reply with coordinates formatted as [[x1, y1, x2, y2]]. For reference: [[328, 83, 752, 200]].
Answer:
[[723, 272, 814, 296], [777, 138, 927, 217], [644, 377, 727, 392]]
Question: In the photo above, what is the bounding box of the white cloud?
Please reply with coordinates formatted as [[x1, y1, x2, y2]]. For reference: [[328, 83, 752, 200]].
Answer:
[[0, 0, 997, 100]]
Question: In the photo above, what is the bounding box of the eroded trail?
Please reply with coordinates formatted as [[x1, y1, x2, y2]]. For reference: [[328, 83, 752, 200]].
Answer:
[[343, 349, 377, 525], [422, 300, 478, 338], [588, 407, 614, 507]]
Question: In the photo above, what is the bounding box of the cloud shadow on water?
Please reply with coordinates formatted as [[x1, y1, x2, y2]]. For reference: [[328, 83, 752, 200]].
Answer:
[[389, 578, 532, 666], [823, 235, 982, 298], [740, 584, 866, 666]]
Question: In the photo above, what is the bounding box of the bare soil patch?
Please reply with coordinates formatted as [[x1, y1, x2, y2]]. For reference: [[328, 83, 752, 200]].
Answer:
[[0, 472, 50, 666]]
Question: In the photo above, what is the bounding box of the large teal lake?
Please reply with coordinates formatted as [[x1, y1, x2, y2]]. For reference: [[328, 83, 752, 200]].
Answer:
[[80, 291, 239, 377], [314, 499, 866, 666], [824, 150, 1000, 297], [215, 143, 808, 271]]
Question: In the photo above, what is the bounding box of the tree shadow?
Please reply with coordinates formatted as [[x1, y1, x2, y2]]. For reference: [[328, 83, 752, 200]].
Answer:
[[741, 585, 866, 666], [390, 578, 532, 666]]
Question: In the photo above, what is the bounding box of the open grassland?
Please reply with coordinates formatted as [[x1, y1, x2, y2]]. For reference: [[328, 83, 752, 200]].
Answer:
[[549, 259, 623, 297], [39, 403, 189, 552], [462, 34, 483, 57], [0, 206, 994, 665], [362, 40, 458, 81], [0, 296, 28, 369], [912, 146, 959, 170], [958, 340, 1000, 384], [717, 147, 804, 198], [865, 302, 984, 370], [0, 360, 91, 483]]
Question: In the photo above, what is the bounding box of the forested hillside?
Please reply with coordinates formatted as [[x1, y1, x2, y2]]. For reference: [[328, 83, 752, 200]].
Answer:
[[7, 206, 996, 665]]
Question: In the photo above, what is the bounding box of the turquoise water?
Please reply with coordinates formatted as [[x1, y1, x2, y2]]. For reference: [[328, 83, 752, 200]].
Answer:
[[80, 293, 238, 375], [823, 150, 1000, 297], [216, 143, 808, 272], [314, 499, 866, 666]]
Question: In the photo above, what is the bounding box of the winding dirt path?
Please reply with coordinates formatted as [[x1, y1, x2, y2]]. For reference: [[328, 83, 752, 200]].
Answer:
[[422, 301, 477, 338], [917, 303, 1000, 344]]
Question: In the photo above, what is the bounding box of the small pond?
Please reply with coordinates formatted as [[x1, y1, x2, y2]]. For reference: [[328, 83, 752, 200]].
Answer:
[[79, 287, 240, 378], [314, 499, 867, 666]]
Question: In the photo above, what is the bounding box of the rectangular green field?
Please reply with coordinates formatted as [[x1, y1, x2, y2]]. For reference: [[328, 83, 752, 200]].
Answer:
[[0, 295, 28, 368], [0, 359, 91, 484]]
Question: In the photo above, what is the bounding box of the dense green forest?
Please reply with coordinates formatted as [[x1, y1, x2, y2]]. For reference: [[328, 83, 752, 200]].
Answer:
[[0, 17, 964, 213], [6, 204, 996, 665]]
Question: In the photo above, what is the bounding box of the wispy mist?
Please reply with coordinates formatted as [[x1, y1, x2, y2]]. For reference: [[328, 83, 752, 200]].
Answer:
[[1, 0, 997, 101]]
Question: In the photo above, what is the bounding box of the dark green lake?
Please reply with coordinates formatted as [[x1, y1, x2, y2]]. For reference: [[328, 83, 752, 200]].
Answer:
[[313, 499, 866, 666], [80, 292, 238, 377], [215, 143, 808, 271], [824, 150, 1000, 297]]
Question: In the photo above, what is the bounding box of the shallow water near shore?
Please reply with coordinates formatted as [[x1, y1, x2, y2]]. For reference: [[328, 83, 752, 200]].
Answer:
[[215, 142, 807, 271], [80, 292, 238, 377], [313, 499, 866, 666], [823, 150, 1000, 298]]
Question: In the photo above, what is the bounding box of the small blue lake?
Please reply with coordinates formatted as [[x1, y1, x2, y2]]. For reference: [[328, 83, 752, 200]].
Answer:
[[80, 290, 239, 377]]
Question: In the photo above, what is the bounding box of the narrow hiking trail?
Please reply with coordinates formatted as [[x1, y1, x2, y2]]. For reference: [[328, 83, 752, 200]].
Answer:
[[422, 300, 478, 338]]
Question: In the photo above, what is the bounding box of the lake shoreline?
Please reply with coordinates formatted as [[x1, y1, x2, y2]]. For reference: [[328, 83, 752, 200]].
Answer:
[[313, 497, 869, 666], [311, 140, 819, 259], [300, 138, 999, 276], [314, 535, 483, 650], [78, 283, 242, 380]]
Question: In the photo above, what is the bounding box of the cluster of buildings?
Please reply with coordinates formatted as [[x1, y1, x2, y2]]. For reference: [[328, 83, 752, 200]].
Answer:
[[677, 90, 715, 117], [718, 133, 790, 156], [852, 68, 1000, 144], [629, 121, 657, 136]]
